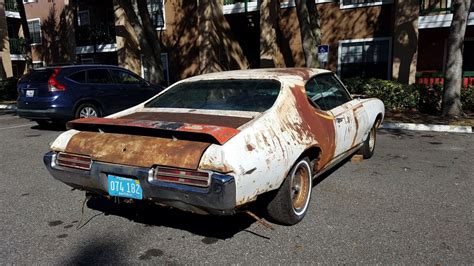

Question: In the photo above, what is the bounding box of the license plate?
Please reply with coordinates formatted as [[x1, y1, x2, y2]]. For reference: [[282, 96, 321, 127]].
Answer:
[[107, 175, 143, 200], [26, 90, 34, 97]]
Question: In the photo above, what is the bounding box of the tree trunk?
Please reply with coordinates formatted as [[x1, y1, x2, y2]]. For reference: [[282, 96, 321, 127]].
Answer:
[[198, 0, 223, 74], [260, 0, 284, 68], [295, 0, 318, 68], [16, 0, 32, 70], [442, 0, 471, 117], [116, 0, 163, 84], [306, 0, 321, 50]]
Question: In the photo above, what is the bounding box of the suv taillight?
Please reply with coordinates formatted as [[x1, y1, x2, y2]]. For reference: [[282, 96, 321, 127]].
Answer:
[[48, 68, 66, 92]]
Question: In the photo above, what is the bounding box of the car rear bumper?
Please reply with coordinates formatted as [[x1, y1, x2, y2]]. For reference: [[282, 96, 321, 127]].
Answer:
[[43, 152, 236, 215], [17, 108, 73, 121]]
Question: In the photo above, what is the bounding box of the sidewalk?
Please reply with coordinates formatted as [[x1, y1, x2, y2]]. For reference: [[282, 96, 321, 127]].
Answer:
[[0, 102, 472, 133]]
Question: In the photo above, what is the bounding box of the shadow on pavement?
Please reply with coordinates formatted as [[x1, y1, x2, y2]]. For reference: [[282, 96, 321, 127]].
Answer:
[[63, 238, 125, 265], [86, 196, 258, 240]]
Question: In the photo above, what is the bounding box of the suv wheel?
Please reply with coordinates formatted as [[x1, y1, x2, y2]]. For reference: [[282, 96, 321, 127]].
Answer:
[[75, 103, 101, 118]]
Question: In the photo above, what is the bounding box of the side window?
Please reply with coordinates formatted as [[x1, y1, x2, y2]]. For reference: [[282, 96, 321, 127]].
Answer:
[[87, 69, 113, 84], [305, 74, 351, 111], [68, 71, 86, 83], [110, 69, 141, 85]]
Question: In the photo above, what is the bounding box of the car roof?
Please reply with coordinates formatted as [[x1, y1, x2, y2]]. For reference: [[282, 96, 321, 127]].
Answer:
[[184, 68, 332, 83], [35, 64, 126, 71]]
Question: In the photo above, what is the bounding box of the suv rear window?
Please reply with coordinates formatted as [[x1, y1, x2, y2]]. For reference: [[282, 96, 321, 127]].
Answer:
[[145, 79, 281, 112], [21, 69, 54, 83], [68, 71, 86, 83]]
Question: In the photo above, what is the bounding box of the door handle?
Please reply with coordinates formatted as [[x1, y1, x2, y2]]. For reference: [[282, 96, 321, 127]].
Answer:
[[336, 117, 344, 123]]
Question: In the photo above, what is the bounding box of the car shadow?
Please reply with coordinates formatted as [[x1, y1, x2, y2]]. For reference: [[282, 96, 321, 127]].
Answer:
[[31, 122, 67, 131], [86, 195, 264, 240]]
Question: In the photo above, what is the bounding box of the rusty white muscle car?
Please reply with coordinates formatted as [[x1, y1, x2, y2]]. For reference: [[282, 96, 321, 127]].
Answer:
[[44, 68, 384, 225]]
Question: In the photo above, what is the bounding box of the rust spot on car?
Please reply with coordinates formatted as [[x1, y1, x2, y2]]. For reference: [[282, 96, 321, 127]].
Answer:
[[121, 112, 252, 129], [64, 131, 211, 169], [246, 144, 254, 151], [290, 85, 336, 170], [272, 68, 313, 80], [68, 118, 240, 145]]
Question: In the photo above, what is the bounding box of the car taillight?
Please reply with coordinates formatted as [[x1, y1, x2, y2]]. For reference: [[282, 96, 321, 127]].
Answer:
[[153, 167, 211, 187], [48, 68, 66, 92], [56, 152, 91, 170]]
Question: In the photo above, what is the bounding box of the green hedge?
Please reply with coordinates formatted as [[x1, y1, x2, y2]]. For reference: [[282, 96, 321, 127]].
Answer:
[[0, 77, 18, 101], [343, 78, 474, 114]]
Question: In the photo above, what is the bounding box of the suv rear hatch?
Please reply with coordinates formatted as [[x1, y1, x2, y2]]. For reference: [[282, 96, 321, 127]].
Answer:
[[17, 68, 58, 109]]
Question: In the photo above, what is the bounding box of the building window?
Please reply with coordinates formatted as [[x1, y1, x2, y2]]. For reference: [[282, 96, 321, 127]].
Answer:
[[141, 53, 169, 85], [147, 0, 165, 29], [340, 0, 393, 9], [78, 10, 90, 26], [27, 19, 41, 45], [338, 37, 391, 80]]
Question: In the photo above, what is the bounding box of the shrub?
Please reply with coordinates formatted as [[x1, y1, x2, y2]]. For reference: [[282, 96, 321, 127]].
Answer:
[[343, 78, 473, 114], [0, 77, 18, 101], [461, 85, 474, 112], [343, 78, 419, 112]]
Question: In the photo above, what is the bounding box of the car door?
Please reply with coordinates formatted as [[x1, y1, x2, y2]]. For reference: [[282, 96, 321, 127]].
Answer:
[[306, 74, 361, 157], [109, 68, 157, 107], [85, 68, 128, 114]]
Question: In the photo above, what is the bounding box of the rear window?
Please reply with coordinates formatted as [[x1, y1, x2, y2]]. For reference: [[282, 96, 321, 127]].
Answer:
[[68, 71, 86, 83], [145, 79, 281, 112], [21, 69, 53, 83]]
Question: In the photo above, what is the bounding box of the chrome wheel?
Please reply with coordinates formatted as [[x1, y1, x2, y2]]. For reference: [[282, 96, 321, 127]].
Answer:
[[368, 126, 376, 153], [75, 103, 101, 119], [290, 161, 311, 215]]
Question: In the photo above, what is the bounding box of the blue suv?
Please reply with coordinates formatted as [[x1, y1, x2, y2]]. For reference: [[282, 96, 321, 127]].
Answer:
[[17, 65, 164, 126]]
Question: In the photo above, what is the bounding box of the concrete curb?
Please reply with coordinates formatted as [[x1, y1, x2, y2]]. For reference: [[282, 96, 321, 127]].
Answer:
[[0, 104, 17, 111], [381, 122, 472, 133]]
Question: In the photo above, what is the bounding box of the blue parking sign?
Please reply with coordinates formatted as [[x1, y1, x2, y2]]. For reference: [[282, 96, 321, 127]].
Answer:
[[318, 45, 329, 54]]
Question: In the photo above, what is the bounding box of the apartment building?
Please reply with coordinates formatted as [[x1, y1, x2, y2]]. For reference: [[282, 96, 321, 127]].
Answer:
[[0, 0, 472, 86]]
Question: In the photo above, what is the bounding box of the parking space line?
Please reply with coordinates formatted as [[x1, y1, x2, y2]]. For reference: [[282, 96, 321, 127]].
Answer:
[[0, 123, 36, 130]]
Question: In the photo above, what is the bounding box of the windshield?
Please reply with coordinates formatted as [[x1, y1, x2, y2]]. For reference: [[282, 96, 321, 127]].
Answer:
[[145, 79, 281, 112]]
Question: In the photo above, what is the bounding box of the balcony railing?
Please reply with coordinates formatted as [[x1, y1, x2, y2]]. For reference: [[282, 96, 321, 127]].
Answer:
[[76, 24, 116, 47], [420, 0, 474, 15], [419, 0, 451, 15], [9, 38, 26, 54], [416, 71, 474, 88], [5, 0, 19, 12]]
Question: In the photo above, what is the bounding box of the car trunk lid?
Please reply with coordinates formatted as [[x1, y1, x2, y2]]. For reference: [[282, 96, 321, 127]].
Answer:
[[64, 113, 252, 169]]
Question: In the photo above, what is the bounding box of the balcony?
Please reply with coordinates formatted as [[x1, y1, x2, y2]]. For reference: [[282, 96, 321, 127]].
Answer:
[[76, 24, 116, 47], [5, 0, 18, 12], [4, 0, 20, 18], [419, 0, 451, 15], [9, 38, 26, 54], [418, 0, 474, 28]]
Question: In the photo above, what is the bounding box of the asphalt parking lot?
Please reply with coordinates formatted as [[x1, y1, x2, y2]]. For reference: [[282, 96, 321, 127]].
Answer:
[[0, 112, 472, 264]]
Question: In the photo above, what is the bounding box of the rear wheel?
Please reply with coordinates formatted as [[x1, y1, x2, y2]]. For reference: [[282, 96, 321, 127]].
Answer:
[[75, 103, 101, 119], [266, 157, 312, 225], [358, 123, 377, 159]]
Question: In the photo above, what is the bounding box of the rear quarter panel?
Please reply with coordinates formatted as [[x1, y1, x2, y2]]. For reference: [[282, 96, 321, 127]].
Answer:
[[198, 79, 335, 206]]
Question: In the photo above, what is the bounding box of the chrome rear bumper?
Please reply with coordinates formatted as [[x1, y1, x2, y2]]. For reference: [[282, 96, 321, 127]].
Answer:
[[43, 152, 236, 215]]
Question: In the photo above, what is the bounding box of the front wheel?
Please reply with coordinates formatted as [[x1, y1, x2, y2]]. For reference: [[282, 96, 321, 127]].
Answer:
[[266, 157, 313, 225], [358, 123, 377, 159]]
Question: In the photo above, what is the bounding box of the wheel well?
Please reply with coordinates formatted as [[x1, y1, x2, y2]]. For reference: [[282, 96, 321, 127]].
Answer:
[[375, 113, 383, 128], [74, 99, 103, 116], [300, 146, 321, 174]]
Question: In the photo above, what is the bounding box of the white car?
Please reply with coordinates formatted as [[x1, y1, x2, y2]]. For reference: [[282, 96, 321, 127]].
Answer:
[[44, 68, 384, 225]]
